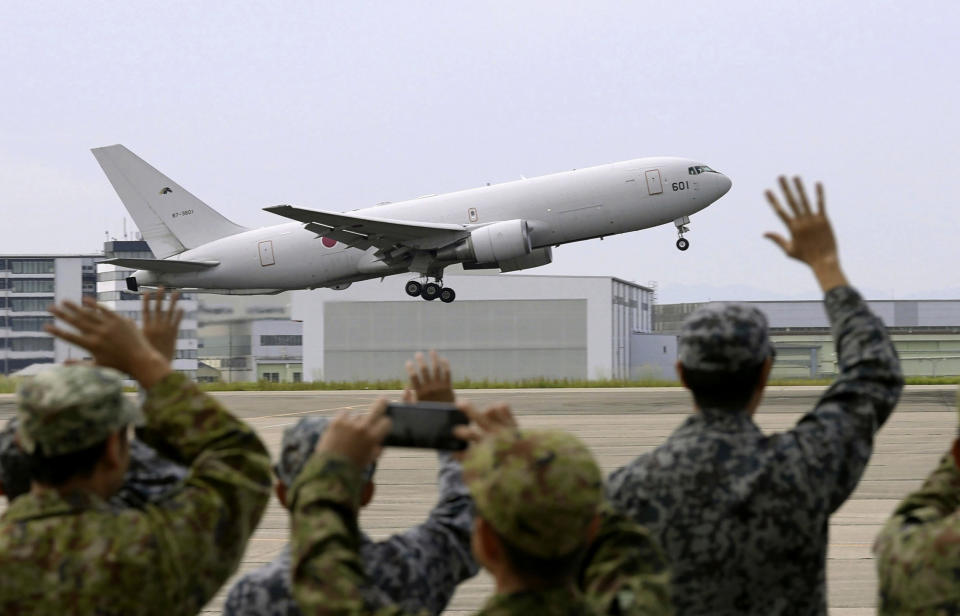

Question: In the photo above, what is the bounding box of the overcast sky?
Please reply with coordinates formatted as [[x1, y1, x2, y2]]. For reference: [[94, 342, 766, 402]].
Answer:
[[2, 1, 957, 302]]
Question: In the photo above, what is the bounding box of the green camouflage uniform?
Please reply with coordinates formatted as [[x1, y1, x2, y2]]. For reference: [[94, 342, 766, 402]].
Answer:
[[873, 386, 960, 614], [290, 428, 673, 615], [0, 365, 272, 615]]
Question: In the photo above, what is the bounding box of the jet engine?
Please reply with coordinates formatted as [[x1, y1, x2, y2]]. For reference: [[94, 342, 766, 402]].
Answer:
[[436, 219, 532, 265]]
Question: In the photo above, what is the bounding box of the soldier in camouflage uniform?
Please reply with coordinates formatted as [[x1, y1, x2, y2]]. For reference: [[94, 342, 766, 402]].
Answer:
[[0, 292, 272, 615], [288, 393, 674, 615], [223, 414, 479, 615], [0, 416, 187, 507], [873, 385, 960, 613], [607, 177, 904, 615]]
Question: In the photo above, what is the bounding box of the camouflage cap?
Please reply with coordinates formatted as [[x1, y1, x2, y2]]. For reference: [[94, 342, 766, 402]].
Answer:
[[275, 416, 375, 489], [15, 365, 144, 456], [463, 428, 603, 559], [678, 303, 774, 372]]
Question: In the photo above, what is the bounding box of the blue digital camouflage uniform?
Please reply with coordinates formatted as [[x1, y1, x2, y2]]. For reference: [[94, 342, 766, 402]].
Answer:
[[873, 386, 960, 614], [289, 428, 674, 615], [224, 415, 478, 616], [0, 416, 187, 506], [0, 366, 272, 615], [607, 286, 903, 615]]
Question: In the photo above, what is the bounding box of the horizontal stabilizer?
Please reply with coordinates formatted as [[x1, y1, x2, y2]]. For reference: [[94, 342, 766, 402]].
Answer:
[[99, 258, 220, 273]]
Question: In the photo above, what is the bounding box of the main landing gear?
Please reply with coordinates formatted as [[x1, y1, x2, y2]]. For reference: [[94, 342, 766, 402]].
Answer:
[[674, 216, 691, 251], [405, 279, 456, 303]]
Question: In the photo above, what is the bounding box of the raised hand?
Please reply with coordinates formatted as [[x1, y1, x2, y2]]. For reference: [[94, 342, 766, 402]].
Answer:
[[315, 399, 392, 470], [405, 350, 454, 403], [764, 176, 849, 292], [451, 401, 518, 454], [46, 297, 171, 388], [142, 288, 184, 362]]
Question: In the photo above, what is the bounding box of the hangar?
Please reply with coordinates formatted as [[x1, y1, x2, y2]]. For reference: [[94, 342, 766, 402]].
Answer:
[[292, 271, 654, 382]]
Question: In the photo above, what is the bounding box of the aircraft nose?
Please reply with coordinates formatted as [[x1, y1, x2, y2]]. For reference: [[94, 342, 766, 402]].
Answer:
[[716, 173, 732, 198]]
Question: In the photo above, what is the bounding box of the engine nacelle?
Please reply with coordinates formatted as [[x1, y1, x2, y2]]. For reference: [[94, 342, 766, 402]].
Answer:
[[471, 219, 531, 263], [498, 246, 552, 272], [436, 219, 532, 265]]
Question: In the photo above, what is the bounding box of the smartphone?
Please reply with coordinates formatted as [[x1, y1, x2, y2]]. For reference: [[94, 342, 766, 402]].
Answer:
[[383, 402, 469, 451]]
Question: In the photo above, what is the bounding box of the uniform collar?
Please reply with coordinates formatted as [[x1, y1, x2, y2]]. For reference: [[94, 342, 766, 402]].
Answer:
[[479, 585, 584, 614], [691, 407, 762, 431]]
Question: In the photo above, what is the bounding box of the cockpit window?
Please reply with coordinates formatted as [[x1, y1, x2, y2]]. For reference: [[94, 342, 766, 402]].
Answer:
[[688, 165, 717, 175]]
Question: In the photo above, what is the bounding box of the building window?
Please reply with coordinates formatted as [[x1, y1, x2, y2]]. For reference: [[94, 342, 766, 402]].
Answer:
[[260, 335, 302, 346], [3, 358, 54, 374], [293, 372, 302, 383], [0, 297, 6, 309], [221, 357, 248, 368], [10, 317, 54, 332], [0, 338, 5, 349], [10, 337, 55, 352], [10, 298, 53, 312], [10, 260, 55, 274], [99, 291, 142, 301], [11, 279, 55, 293], [261, 372, 280, 383], [175, 349, 198, 359]]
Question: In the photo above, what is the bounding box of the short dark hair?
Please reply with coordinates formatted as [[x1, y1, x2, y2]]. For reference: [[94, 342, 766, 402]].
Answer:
[[682, 359, 768, 411], [28, 430, 126, 486], [495, 527, 588, 587]]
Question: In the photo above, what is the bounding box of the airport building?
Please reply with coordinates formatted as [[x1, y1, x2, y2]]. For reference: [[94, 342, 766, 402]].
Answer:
[[97, 241, 199, 379], [292, 271, 654, 382], [656, 299, 960, 378], [0, 254, 99, 375], [195, 293, 302, 383]]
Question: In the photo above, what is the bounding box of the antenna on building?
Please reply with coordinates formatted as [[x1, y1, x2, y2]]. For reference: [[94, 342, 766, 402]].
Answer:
[[648, 281, 658, 304], [122, 217, 127, 240]]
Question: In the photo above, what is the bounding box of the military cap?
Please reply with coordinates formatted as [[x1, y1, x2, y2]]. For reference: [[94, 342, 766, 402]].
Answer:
[[678, 303, 775, 372], [15, 365, 144, 456], [463, 428, 602, 559], [275, 416, 375, 489]]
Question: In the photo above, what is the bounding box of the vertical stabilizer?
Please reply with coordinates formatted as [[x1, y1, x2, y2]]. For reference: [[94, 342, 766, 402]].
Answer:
[[91, 145, 248, 258]]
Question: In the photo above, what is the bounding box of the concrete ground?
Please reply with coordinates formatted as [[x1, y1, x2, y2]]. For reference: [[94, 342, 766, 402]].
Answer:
[[1, 385, 957, 614]]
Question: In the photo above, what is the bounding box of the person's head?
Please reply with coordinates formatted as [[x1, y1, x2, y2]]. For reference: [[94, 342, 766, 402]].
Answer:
[[0, 418, 32, 501], [676, 303, 776, 414], [15, 365, 141, 497], [274, 416, 376, 508], [463, 428, 603, 590]]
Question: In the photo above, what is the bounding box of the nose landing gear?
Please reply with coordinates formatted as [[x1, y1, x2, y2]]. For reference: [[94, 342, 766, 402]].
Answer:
[[674, 216, 691, 251], [404, 279, 456, 303]]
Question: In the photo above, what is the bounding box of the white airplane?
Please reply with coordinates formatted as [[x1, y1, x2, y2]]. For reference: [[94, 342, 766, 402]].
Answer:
[[92, 145, 731, 302]]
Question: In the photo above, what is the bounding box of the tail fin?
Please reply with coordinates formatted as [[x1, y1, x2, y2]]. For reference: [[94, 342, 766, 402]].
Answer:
[[91, 145, 248, 258]]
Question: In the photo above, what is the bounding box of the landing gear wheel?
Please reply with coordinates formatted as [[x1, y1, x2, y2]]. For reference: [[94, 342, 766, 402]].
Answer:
[[422, 282, 441, 301], [439, 287, 456, 303], [676, 237, 690, 251], [404, 280, 422, 297]]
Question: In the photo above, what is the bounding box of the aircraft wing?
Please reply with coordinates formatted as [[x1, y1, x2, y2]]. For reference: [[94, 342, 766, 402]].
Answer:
[[264, 205, 470, 252], [99, 258, 220, 273]]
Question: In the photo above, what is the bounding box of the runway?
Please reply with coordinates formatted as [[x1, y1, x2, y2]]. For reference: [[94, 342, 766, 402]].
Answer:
[[1, 385, 957, 614]]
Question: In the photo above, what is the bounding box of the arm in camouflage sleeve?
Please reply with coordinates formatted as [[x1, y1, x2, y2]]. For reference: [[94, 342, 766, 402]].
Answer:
[[873, 441, 960, 613], [580, 504, 674, 616], [789, 285, 904, 511], [364, 453, 478, 614], [135, 372, 272, 611], [291, 451, 422, 616]]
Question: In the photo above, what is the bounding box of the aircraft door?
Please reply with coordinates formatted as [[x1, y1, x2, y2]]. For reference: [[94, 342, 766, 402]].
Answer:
[[645, 169, 663, 195], [259, 240, 276, 266]]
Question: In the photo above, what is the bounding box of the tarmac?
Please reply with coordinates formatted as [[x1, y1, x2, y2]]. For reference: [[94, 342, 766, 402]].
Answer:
[[1, 385, 957, 614]]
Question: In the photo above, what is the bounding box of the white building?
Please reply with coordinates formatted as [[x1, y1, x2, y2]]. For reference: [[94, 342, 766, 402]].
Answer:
[[0, 254, 100, 375], [97, 241, 199, 378], [292, 271, 653, 382], [196, 293, 302, 382]]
